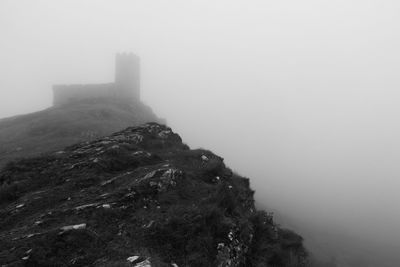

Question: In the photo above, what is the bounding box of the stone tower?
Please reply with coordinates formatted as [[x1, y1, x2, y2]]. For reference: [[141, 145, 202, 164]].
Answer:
[[115, 53, 140, 101]]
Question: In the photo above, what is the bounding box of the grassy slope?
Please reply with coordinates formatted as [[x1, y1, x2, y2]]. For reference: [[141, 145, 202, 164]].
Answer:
[[0, 99, 163, 169]]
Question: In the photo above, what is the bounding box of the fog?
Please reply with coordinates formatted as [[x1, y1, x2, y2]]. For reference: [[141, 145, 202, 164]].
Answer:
[[1, 0, 400, 263]]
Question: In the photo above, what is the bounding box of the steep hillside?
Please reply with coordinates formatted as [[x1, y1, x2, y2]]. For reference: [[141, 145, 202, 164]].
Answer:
[[0, 123, 307, 266], [0, 98, 164, 169]]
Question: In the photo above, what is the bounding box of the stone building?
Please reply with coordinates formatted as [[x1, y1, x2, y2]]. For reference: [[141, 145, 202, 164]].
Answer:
[[53, 53, 140, 106]]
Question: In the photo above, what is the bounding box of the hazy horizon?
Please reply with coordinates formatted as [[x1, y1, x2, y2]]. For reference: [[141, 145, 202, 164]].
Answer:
[[1, 0, 400, 264]]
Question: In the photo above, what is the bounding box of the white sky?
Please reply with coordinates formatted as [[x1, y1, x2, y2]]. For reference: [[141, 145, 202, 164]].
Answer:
[[1, 0, 400, 253]]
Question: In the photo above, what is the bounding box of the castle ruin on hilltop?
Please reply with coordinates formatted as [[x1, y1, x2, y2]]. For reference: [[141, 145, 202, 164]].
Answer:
[[53, 53, 140, 106]]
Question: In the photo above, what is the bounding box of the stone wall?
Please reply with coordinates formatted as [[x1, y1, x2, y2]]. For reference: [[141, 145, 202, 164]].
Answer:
[[53, 83, 115, 106], [52, 53, 140, 106]]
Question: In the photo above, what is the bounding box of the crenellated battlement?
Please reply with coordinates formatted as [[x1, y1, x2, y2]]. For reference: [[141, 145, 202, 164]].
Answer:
[[53, 53, 140, 106]]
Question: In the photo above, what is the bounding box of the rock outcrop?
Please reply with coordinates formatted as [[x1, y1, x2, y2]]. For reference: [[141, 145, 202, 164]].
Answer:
[[0, 123, 307, 266]]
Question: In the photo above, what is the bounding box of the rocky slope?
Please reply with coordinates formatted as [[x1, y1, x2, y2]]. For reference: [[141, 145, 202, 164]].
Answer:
[[0, 98, 164, 169], [0, 123, 307, 266]]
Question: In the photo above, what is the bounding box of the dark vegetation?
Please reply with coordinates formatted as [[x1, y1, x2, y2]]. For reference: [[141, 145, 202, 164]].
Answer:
[[0, 123, 308, 266]]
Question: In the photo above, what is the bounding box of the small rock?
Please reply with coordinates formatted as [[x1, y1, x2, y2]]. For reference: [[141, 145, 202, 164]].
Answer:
[[143, 170, 157, 180], [22, 255, 30, 260], [127, 256, 140, 263], [100, 193, 110, 197], [201, 155, 209, 161], [102, 204, 111, 209], [135, 258, 151, 267], [16, 204, 25, 209], [26, 233, 38, 238], [144, 220, 154, 228], [132, 151, 145, 156], [127, 256, 151, 266], [228, 231, 234, 241], [158, 130, 171, 138], [75, 203, 98, 210], [60, 223, 86, 232]]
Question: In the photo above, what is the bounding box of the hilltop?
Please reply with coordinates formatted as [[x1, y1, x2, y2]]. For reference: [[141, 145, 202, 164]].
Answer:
[[0, 99, 164, 169], [0, 123, 308, 266]]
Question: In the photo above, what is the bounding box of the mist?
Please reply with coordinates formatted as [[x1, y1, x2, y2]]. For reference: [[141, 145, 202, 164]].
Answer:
[[1, 0, 400, 263]]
